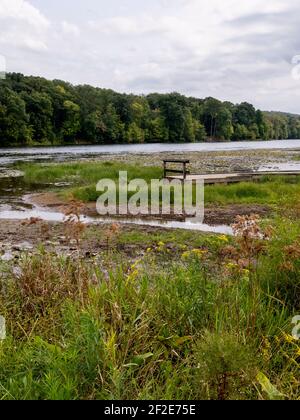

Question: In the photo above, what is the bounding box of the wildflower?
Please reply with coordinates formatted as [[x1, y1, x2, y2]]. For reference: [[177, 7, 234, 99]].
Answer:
[[127, 268, 139, 283], [146, 248, 152, 253], [218, 235, 229, 242], [158, 241, 165, 247], [226, 262, 238, 270], [130, 259, 141, 270], [181, 251, 191, 260], [192, 249, 207, 258], [283, 333, 295, 344]]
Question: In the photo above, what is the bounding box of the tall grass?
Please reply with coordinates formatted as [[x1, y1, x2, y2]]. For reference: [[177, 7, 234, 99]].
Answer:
[[0, 216, 299, 400]]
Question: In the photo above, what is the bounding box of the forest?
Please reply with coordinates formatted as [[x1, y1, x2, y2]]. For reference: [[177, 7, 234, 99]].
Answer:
[[0, 72, 300, 146]]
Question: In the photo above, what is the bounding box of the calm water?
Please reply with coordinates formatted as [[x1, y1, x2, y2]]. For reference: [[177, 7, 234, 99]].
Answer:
[[0, 139, 300, 166]]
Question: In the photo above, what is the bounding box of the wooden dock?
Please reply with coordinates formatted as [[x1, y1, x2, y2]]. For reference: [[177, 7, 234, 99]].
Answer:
[[166, 171, 300, 184]]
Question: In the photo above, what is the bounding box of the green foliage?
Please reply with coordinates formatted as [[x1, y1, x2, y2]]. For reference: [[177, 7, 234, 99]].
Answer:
[[0, 85, 31, 145], [1, 72, 299, 146], [0, 223, 298, 400], [194, 332, 256, 400]]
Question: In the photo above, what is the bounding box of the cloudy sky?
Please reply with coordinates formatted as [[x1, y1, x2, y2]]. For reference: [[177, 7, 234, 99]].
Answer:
[[0, 0, 300, 113]]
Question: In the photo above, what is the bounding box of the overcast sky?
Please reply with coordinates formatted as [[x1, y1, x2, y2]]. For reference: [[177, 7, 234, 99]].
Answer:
[[0, 0, 300, 113]]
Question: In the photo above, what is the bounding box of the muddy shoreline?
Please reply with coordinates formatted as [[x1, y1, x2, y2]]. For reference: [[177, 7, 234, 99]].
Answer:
[[0, 200, 271, 261], [30, 191, 271, 225], [27, 148, 300, 173]]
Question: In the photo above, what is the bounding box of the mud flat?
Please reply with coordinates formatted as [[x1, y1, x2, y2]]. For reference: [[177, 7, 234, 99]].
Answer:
[[77, 148, 300, 174]]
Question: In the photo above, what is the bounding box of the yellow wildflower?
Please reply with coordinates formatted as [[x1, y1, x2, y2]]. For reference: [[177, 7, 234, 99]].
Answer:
[[192, 249, 207, 257], [226, 262, 238, 270], [130, 260, 140, 270], [283, 333, 295, 343], [218, 235, 229, 242], [127, 269, 139, 282], [181, 251, 191, 259]]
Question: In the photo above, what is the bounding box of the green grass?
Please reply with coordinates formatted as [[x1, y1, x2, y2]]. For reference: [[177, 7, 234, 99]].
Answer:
[[0, 217, 300, 400], [205, 175, 300, 206], [18, 161, 162, 187], [18, 162, 300, 209]]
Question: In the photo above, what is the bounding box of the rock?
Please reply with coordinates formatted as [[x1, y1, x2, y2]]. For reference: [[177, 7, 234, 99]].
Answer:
[[1, 251, 14, 261], [0, 169, 24, 179], [12, 242, 33, 251]]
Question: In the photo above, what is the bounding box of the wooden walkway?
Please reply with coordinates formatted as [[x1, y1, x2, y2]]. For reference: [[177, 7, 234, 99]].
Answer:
[[166, 170, 300, 184]]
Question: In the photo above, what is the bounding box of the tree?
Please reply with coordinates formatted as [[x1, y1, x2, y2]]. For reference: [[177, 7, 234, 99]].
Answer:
[[102, 104, 125, 143], [234, 124, 250, 141], [61, 100, 81, 141], [193, 120, 207, 142], [216, 106, 233, 140], [183, 109, 196, 142], [84, 111, 106, 143], [22, 91, 54, 143], [203, 98, 223, 138], [148, 111, 168, 142], [234, 102, 256, 126], [0, 86, 31, 145], [126, 122, 145, 143]]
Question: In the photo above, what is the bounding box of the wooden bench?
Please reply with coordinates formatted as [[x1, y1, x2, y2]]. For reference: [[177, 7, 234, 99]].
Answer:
[[163, 160, 190, 179]]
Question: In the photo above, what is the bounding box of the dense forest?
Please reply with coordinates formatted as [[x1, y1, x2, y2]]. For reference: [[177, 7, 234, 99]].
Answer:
[[0, 73, 300, 146]]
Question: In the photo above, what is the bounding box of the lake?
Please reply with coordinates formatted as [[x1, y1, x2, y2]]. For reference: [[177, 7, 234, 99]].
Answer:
[[1, 139, 300, 166]]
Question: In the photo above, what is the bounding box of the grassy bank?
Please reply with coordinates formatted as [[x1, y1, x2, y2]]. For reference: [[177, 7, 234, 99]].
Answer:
[[18, 161, 300, 210], [0, 216, 299, 400], [3, 161, 298, 400]]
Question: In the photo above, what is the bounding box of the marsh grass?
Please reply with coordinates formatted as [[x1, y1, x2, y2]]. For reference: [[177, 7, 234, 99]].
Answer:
[[18, 162, 300, 212], [205, 175, 300, 206]]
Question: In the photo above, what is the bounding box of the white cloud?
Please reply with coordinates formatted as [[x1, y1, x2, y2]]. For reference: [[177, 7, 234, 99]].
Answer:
[[1, 0, 300, 112], [0, 0, 49, 28], [62, 20, 80, 37], [0, 0, 49, 52]]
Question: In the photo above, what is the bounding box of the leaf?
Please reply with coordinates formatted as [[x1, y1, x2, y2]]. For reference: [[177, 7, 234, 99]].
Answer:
[[256, 372, 285, 400], [174, 336, 193, 346], [157, 335, 192, 348], [131, 352, 153, 366]]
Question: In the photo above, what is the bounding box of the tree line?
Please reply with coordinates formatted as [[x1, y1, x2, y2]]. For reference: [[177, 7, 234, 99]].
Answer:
[[0, 73, 300, 146]]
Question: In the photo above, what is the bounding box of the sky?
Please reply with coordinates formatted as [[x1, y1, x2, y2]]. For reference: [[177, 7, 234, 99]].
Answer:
[[0, 0, 300, 113]]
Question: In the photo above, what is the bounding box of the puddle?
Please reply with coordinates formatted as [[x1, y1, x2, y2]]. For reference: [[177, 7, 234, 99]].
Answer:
[[91, 216, 233, 235], [0, 203, 233, 235]]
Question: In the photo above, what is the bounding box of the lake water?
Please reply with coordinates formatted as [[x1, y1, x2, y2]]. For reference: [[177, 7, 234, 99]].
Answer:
[[0, 139, 300, 166]]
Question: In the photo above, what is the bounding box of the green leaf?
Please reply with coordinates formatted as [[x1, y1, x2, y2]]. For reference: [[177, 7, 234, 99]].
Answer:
[[256, 372, 285, 400], [131, 352, 153, 366]]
